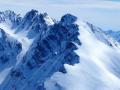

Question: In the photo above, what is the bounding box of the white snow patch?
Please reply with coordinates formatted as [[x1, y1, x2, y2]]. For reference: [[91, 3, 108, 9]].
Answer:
[[45, 21, 120, 90], [44, 15, 54, 25], [0, 67, 12, 85]]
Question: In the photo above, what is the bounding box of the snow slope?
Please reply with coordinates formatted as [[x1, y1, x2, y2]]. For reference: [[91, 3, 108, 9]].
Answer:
[[45, 21, 120, 90]]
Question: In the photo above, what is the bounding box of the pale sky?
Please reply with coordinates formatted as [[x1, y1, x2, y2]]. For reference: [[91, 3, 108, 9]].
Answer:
[[0, 0, 120, 31]]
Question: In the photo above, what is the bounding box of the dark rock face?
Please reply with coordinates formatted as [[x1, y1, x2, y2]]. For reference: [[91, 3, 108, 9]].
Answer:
[[15, 9, 48, 39], [22, 14, 80, 71], [61, 14, 77, 25], [0, 11, 80, 90], [0, 28, 22, 71], [15, 14, 79, 90], [16, 10, 39, 31]]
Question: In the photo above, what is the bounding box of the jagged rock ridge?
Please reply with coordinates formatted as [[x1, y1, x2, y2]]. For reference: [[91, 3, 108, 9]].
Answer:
[[0, 10, 80, 90]]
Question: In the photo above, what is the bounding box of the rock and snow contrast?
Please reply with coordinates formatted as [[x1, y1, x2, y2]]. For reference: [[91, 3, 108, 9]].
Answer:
[[0, 10, 120, 90]]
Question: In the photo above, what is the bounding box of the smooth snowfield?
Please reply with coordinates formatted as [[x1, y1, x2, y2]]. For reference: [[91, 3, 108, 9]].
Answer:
[[45, 21, 120, 90]]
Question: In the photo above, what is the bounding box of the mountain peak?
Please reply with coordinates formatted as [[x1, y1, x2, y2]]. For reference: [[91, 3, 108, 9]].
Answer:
[[24, 9, 38, 20], [60, 14, 77, 25]]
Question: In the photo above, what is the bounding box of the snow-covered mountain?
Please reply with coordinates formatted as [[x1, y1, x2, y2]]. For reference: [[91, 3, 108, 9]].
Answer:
[[0, 10, 120, 90]]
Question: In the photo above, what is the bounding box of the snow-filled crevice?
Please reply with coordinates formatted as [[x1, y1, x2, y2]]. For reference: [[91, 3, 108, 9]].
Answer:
[[45, 21, 120, 90]]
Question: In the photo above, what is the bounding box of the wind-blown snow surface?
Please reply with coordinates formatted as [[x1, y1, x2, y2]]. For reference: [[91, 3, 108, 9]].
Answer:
[[45, 21, 120, 90]]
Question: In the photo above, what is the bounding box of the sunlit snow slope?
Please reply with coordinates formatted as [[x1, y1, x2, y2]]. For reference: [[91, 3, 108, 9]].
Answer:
[[45, 21, 120, 90]]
